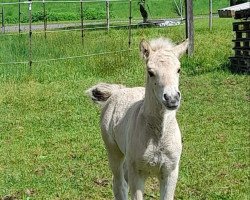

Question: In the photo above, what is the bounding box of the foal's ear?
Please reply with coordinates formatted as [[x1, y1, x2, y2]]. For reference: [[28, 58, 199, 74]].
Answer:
[[140, 39, 152, 60], [173, 38, 189, 58]]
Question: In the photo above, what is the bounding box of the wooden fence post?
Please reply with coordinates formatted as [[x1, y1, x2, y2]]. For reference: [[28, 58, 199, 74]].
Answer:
[[185, 0, 194, 56]]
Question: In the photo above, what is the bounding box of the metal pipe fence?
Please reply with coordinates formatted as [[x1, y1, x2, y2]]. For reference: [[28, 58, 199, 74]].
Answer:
[[0, 0, 135, 68], [0, 0, 133, 35], [0, 0, 193, 67]]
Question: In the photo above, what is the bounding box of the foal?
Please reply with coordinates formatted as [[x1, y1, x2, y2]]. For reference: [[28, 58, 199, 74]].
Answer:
[[86, 38, 189, 200]]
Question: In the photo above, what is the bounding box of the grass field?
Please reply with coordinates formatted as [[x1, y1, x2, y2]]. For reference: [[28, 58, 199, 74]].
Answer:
[[0, 17, 249, 199], [1, 0, 230, 24]]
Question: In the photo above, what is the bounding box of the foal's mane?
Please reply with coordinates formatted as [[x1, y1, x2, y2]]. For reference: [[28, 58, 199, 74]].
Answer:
[[149, 38, 175, 51]]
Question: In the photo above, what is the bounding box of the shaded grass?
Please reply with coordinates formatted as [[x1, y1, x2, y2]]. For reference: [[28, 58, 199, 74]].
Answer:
[[0, 17, 249, 199]]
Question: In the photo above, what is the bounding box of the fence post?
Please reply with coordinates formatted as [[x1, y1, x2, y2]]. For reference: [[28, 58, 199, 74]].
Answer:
[[80, 0, 84, 45], [19, 0, 21, 33], [43, 0, 47, 39], [28, 0, 32, 68], [209, 0, 212, 31], [185, 0, 194, 56], [1, 6, 5, 33], [106, 0, 110, 31], [128, 0, 132, 48]]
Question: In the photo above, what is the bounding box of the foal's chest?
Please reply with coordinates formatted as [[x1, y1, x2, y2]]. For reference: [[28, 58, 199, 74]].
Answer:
[[138, 139, 178, 174]]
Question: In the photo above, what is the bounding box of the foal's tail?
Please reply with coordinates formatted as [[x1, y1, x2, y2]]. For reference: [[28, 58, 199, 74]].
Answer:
[[85, 83, 125, 106]]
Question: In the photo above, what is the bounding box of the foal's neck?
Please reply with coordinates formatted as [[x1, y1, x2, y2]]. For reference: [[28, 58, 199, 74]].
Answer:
[[142, 83, 176, 129]]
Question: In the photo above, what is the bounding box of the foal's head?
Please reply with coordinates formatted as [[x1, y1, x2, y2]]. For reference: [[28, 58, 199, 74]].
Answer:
[[140, 38, 189, 110]]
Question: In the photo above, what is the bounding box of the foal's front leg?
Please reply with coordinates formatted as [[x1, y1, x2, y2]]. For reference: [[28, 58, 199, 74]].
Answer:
[[128, 163, 145, 200], [159, 165, 179, 200], [104, 140, 128, 200]]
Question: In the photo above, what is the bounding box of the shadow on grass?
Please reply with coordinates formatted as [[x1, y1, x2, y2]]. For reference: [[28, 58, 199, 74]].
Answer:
[[183, 60, 249, 76], [221, 61, 250, 75]]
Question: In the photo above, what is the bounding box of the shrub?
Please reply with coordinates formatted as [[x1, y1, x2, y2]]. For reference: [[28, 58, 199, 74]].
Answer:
[[32, 11, 45, 22], [83, 8, 106, 20]]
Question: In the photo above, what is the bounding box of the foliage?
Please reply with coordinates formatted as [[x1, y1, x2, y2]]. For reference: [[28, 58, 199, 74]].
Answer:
[[83, 7, 108, 20]]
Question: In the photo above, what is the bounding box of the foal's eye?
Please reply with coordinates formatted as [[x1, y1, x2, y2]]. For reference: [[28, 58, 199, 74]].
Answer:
[[148, 70, 155, 77], [177, 68, 181, 74]]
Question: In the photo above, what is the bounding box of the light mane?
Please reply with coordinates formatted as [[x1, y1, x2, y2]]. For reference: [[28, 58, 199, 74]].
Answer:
[[149, 38, 175, 51]]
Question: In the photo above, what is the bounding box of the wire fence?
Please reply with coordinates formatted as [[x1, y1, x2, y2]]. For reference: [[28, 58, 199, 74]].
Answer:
[[0, 48, 137, 66], [0, 0, 199, 67], [1, 0, 160, 67], [0, 0, 188, 33], [0, 0, 147, 35], [0, 0, 227, 68], [0, 0, 137, 67]]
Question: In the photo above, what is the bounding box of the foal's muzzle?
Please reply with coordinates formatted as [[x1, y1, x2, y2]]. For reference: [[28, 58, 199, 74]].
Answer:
[[163, 92, 181, 110]]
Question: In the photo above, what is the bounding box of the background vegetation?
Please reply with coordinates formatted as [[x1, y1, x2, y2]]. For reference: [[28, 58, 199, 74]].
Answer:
[[1, 0, 230, 24], [0, 1, 249, 199]]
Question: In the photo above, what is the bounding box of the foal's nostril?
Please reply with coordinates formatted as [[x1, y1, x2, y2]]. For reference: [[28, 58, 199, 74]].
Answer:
[[163, 94, 169, 101], [175, 92, 181, 101]]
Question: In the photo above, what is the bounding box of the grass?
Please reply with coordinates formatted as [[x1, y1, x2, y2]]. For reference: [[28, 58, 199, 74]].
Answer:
[[0, 17, 249, 199], [1, 0, 230, 24]]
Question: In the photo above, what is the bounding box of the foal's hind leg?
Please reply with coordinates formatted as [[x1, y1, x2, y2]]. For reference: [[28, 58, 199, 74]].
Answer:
[[104, 139, 128, 200]]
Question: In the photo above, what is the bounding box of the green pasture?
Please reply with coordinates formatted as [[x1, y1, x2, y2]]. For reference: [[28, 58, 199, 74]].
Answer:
[[0, 17, 249, 199], [1, 0, 230, 24]]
